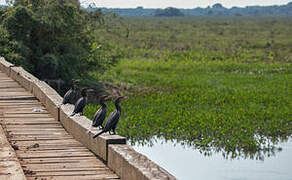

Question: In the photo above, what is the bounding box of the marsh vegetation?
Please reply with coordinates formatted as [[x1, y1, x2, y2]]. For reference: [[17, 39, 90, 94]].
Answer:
[[84, 17, 292, 159]]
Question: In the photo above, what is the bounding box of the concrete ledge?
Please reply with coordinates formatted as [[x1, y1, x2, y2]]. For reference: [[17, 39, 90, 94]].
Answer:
[[0, 57, 13, 76], [10, 66, 37, 92], [60, 104, 126, 161], [31, 80, 62, 119], [0, 126, 26, 180], [45, 94, 62, 121], [108, 144, 176, 180]]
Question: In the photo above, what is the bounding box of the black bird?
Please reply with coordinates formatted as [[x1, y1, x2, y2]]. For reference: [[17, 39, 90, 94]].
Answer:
[[93, 96, 128, 138], [92, 95, 112, 129], [62, 79, 79, 104], [71, 88, 93, 116]]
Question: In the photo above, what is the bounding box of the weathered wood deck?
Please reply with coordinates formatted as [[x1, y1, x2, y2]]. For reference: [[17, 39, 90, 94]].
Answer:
[[0, 71, 119, 180]]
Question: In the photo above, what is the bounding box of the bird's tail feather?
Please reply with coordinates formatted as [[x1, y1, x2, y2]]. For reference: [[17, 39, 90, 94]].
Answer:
[[70, 112, 75, 116], [93, 130, 105, 138]]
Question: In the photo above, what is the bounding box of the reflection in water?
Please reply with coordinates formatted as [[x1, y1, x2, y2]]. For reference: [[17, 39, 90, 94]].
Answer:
[[129, 136, 288, 161], [132, 138, 292, 180]]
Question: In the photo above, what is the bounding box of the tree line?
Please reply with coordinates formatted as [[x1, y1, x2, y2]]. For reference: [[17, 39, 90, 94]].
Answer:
[[93, 2, 292, 17], [0, 0, 122, 90]]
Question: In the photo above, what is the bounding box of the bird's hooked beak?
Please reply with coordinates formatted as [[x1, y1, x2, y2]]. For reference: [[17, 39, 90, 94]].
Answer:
[[104, 96, 112, 101], [121, 96, 129, 100], [72, 79, 80, 83], [86, 88, 94, 92]]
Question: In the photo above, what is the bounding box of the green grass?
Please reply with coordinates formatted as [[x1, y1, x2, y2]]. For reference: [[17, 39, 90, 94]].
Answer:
[[84, 17, 292, 159]]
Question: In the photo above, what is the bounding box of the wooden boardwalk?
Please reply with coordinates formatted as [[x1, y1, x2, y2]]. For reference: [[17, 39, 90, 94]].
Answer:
[[0, 71, 119, 180]]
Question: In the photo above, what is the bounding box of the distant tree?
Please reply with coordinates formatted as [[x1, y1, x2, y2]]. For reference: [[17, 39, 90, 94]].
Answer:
[[212, 3, 224, 9], [0, 0, 122, 83], [154, 7, 184, 17]]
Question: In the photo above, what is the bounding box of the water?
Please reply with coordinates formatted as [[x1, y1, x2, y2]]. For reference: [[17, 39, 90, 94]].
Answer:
[[132, 138, 292, 180]]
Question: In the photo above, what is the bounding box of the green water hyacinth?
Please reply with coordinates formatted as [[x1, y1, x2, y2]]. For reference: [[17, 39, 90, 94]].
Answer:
[[84, 17, 292, 159]]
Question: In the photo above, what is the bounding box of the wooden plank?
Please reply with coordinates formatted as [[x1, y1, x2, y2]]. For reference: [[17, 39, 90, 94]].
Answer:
[[4, 109, 48, 113], [23, 167, 109, 173], [6, 128, 64, 132], [19, 147, 88, 152], [23, 164, 106, 170], [3, 117, 54, 121], [0, 100, 39, 103], [18, 149, 91, 153], [0, 88, 26, 92], [17, 151, 94, 157], [14, 144, 85, 150], [18, 154, 95, 159], [0, 103, 41, 106], [0, 101, 40, 104], [2, 108, 47, 113], [21, 157, 100, 164], [7, 131, 68, 135], [6, 124, 63, 129], [0, 83, 21, 88], [0, 105, 44, 109], [0, 96, 37, 100], [4, 122, 58, 126], [0, 92, 32, 96], [0, 76, 10, 79], [0, 80, 15, 83], [26, 174, 119, 180], [8, 134, 70, 138], [25, 170, 118, 177], [4, 114, 52, 118], [13, 143, 84, 148], [10, 137, 74, 141], [12, 138, 82, 144]]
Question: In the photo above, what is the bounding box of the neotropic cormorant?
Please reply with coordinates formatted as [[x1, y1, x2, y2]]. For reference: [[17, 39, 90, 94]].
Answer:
[[92, 95, 112, 129], [62, 79, 79, 104], [93, 96, 128, 138], [71, 88, 93, 116]]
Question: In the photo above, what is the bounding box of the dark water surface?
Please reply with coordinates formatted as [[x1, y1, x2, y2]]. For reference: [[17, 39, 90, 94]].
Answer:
[[132, 138, 292, 180]]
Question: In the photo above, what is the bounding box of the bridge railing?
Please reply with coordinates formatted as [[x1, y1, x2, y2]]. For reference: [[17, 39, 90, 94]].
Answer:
[[0, 57, 176, 180]]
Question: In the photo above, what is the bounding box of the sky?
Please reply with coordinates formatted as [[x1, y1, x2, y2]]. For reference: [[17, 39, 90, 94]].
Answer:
[[1, 0, 291, 8]]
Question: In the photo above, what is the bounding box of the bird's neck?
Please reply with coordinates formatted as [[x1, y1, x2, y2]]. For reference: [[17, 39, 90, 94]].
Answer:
[[115, 102, 121, 112], [71, 84, 76, 90], [100, 102, 107, 108]]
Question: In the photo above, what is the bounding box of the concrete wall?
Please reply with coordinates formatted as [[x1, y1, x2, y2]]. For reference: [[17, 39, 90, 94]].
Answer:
[[108, 144, 176, 180], [0, 57, 176, 180]]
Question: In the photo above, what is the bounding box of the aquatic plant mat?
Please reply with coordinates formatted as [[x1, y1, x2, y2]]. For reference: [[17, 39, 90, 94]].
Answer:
[[85, 17, 292, 159]]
